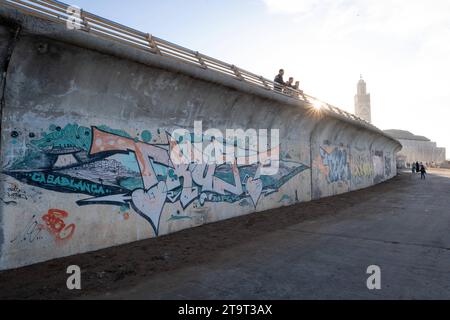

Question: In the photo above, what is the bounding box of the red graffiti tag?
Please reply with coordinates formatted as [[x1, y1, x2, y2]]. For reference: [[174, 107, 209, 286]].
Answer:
[[41, 209, 76, 241]]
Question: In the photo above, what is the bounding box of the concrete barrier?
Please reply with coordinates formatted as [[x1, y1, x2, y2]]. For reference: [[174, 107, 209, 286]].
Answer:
[[0, 8, 402, 270]]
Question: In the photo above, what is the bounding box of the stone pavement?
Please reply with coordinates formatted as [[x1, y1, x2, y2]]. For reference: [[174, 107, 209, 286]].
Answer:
[[96, 169, 450, 300]]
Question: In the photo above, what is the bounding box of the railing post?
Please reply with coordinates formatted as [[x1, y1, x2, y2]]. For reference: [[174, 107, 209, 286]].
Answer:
[[80, 9, 90, 31], [259, 76, 271, 90], [195, 52, 207, 69], [231, 65, 244, 81], [146, 33, 161, 55], [301, 92, 308, 102]]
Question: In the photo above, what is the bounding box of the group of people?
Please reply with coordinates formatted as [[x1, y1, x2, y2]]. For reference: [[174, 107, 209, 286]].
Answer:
[[411, 161, 427, 180], [274, 69, 305, 99]]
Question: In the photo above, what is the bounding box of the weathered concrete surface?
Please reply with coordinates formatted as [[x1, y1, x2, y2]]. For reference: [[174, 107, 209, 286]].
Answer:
[[0, 23, 15, 262], [0, 169, 449, 299], [310, 118, 399, 199], [0, 7, 401, 270], [0, 25, 11, 99]]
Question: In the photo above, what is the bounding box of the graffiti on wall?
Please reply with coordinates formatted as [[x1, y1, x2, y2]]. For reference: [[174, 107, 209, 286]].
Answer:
[[10, 215, 44, 244], [350, 150, 374, 186], [10, 209, 75, 244], [384, 155, 392, 177], [41, 209, 76, 242], [5, 182, 28, 201], [319, 146, 351, 183], [373, 151, 385, 183], [3, 124, 309, 235]]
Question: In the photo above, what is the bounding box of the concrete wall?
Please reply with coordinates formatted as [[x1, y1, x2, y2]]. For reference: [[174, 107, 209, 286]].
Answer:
[[310, 119, 398, 199], [0, 10, 401, 270], [0, 26, 11, 101]]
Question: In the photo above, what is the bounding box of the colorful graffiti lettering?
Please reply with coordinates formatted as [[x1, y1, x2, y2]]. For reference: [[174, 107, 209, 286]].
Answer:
[[320, 147, 351, 183], [351, 151, 374, 186], [3, 124, 309, 236], [7, 171, 122, 196], [352, 158, 373, 177], [41, 209, 76, 242]]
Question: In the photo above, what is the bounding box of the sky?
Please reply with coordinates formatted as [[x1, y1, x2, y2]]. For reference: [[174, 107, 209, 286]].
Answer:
[[67, 0, 450, 158]]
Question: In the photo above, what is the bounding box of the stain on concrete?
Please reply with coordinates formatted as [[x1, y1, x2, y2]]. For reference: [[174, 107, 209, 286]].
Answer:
[[0, 24, 16, 263]]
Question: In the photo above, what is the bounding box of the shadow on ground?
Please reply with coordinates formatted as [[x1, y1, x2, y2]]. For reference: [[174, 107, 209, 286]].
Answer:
[[0, 169, 449, 299]]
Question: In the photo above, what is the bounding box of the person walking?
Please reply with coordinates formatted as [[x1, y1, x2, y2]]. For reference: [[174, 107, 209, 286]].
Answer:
[[420, 164, 427, 180], [411, 164, 416, 179], [416, 161, 420, 174]]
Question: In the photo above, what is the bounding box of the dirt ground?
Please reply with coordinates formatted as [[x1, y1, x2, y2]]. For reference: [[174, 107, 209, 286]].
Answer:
[[0, 169, 444, 299]]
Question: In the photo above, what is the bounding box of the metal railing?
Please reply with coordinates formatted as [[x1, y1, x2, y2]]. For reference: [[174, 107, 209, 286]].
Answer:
[[0, 0, 375, 128]]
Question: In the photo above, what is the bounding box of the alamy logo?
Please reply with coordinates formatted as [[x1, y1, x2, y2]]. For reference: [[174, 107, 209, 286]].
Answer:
[[366, 265, 381, 290], [66, 265, 81, 290], [170, 121, 280, 175]]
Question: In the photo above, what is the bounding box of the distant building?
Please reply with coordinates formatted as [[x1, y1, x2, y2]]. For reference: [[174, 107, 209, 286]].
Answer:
[[354, 76, 371, 123], [352, 76, 446, 168], [383, 129, 447, 168]]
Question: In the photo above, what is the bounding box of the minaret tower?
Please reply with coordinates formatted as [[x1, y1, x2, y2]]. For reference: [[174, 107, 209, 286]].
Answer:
[[354, 75, 372, 123]]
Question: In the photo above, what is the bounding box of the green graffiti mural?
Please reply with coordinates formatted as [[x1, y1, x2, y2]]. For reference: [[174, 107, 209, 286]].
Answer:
[[3, 124, 309, 235]]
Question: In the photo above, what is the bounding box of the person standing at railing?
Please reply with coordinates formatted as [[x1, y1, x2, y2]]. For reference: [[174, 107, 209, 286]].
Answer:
[[274, 69, 285, 92], [288, 81, 299, 98], [293, 81, 307, 100], [284, 77, 295, 95]]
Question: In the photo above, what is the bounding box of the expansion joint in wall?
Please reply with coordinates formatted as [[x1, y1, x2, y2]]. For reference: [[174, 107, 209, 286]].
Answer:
[[0, 25, 21, 154]]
